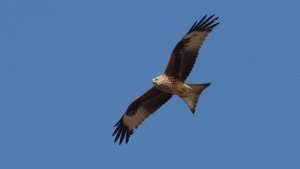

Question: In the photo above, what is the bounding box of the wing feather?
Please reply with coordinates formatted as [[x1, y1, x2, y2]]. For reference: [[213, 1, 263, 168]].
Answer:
[[113, 87, 172, 144], [164, 14, 219, 81]]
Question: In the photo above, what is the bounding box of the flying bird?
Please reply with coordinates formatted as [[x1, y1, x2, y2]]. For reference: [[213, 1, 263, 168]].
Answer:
[[113, 14, 219, 144]]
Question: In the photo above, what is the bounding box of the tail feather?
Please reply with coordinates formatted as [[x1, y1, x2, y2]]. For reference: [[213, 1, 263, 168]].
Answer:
[[181, 83, 210, 113]]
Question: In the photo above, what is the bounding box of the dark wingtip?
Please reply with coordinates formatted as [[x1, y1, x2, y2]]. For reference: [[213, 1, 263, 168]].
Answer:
[[191, 107, 196, 114], [114, 127, 122, 143], [113, 118, 133, 145], [119, 127, 126, 145], [187, 14, 220, 34], [114, 119, 121, 127], [125, 131, 131, 144], [208, 22, 220, 30], [188, 21, 198, 33]]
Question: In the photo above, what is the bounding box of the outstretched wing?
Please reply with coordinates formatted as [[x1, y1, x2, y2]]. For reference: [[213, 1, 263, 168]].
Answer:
[[113, 87, 172, 144], [164, 14, 219, 81]]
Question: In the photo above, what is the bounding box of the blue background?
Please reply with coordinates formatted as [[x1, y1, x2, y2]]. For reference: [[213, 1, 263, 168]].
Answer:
[[1, 0, 299, 168]]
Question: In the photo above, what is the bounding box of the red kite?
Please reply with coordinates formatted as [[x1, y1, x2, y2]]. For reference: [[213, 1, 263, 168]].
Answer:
[[113, 14, 219, 144]]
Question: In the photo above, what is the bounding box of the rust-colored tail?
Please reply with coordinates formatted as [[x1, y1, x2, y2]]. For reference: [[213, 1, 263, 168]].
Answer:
[[180, 83, 210, 113]]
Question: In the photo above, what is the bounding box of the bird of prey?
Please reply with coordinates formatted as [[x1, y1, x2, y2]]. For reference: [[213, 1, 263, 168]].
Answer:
[[113, 14, 219, 144]]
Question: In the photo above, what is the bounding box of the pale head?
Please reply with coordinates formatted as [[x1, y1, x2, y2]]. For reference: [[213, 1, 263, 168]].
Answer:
[[152, 75, 164, 85]]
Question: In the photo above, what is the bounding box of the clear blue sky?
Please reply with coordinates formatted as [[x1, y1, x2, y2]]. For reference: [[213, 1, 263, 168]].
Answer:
[[1, 0, 299, 169]]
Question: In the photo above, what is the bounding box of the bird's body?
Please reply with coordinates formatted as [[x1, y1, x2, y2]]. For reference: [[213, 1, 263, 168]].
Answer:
[[113, 14, 220, 144], [152, 74, 210, 112], [152, 74, 201, 97], [152, 75, 178, 95]]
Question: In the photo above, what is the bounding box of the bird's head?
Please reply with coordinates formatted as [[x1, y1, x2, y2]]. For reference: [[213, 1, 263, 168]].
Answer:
[[152, 75, 163, 85]]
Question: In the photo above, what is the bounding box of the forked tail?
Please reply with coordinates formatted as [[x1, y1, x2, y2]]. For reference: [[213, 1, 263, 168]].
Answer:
[[180, 83, 211, 113]]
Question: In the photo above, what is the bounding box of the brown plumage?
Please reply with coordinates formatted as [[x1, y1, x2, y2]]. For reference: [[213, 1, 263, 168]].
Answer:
[[113, 14, 219, 144]]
